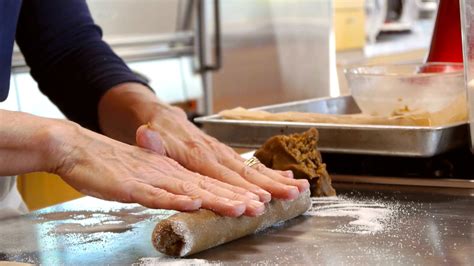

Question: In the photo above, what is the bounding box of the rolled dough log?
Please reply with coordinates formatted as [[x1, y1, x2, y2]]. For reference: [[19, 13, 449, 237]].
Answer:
[[0, 262, 33, 266], [152, 189, 311, 257], [219, 94, 468, 127]]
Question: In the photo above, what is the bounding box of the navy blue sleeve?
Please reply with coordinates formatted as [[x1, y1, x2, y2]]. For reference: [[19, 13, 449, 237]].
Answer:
[[15, 0, 148, 132]]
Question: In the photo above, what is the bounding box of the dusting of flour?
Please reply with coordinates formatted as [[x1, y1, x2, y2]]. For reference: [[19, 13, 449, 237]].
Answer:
[[134, 258, 221, 266], [304, 196, 397, 235]]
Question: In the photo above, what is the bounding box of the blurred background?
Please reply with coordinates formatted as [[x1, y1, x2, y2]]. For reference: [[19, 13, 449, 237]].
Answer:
[[0, 0, 439, 210]]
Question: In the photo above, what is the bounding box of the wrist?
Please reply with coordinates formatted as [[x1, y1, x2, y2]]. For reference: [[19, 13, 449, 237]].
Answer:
[[98, 82, 185, 144], [0, 109, 84, 176], [34, 119, 84, 175]]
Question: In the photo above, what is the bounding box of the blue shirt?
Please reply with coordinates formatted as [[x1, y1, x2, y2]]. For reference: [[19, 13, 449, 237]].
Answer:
[[0, 0, 146, 131]]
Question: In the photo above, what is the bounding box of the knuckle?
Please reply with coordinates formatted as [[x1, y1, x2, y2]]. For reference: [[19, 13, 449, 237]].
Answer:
[[188, 141, 216, 161], [254, 164, 266, 172], [232, 186, 249, 194], [178, 182, 200, 194], [241, 166, 256, 178], [228, 192, 243, 201], [147, 188, 167, 199], [197, 180, 212, 190], [115, 180, 138, 203], [168, 194, 183, 202], [115, 190, 133, 203], [200, 176, 222, 187], [190, 147, 210, 162], [188, 140, 204, 150], [209, 142, 223, 153], [209, 196, 223, 204]]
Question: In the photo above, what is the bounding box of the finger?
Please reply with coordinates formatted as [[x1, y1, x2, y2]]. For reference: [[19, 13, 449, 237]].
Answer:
[[195, 162, 272, 203], [155, 177, 246, 217], [224, 158, 300, 200], [136, 124, 166, 155], [210, 181, 261, 202], [165, 157, 260, 201], [174, 173, 265, 216], [129, 182, 201, 211], [236, 156, 294, 179], [256, 166, 309, 192], [275, 170, 294, 179]]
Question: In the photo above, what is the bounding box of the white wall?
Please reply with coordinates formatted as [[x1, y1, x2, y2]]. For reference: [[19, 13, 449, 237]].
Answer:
[[2, 58, 202, 119]]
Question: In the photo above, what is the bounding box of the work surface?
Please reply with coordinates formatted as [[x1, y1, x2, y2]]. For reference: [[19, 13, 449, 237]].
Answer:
[[1, 183, 473, 265]]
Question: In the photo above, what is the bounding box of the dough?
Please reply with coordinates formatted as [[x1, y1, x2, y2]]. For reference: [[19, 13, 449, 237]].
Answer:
[[219, 107, 433, 126], [254, 128, 336, 197], [152, 189, 311, 257], [0, 262, 33, 266], [219, 94, 468, 126]]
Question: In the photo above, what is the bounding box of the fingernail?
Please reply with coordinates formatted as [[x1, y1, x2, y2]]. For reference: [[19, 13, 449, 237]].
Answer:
[[225, 201, 246, 216], [234, 204, 246, 217], [286, 186, 300, 199], [249, 199, 264, 208], [249, 200, 265, 214], [285, 170, 294, 178], [298, 180, 310, 191], [255, 189, 271, 203], [179, 197, 201, 210], [190, 199, 202, 209]]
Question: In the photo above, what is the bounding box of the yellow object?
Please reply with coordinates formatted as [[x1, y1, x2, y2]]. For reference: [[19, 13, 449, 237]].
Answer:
[[17, 172, 82, 211], [334, 0, 366, 51]]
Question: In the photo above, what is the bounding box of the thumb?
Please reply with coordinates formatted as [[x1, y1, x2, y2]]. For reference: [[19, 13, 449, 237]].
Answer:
[[136, 124, 167, 156]]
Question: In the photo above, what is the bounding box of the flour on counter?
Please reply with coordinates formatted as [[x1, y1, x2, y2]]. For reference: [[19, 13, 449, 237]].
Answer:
[[304, 196, 397, 235], [134, 258, 222, 266]]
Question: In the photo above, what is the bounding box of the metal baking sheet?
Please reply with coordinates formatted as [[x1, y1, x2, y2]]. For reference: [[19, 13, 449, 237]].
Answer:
[[195, 95, 469, 157]]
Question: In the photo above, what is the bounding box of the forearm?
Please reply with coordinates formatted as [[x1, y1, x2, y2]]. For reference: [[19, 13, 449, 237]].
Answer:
[[98, 82, 177, 144], [0, 109, 73, 176]]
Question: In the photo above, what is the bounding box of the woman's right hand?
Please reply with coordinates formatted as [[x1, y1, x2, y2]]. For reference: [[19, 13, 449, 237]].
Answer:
[[0, 110, 263, 217], [51, 121, 269, 217]]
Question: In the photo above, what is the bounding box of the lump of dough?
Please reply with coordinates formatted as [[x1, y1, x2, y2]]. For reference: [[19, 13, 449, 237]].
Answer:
[[254, 128, 336, 197]]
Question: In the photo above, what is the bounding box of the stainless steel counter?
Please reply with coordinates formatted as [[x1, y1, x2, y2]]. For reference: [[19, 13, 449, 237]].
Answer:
[[1, 182, 473, 265]]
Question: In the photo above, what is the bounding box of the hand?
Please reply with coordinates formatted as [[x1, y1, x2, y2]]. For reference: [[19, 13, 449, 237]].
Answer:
[[51, 122, 266, 217], [135, 106, 309, 203], [97, 83, 309, 215]]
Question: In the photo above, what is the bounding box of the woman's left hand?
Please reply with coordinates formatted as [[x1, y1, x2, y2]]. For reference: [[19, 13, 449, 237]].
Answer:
[[136, 106, 309, 203]]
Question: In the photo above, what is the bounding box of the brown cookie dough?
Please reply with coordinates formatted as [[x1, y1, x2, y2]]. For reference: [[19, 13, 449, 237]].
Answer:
[[152, 189, 311, 257], [254, 128, 336, 197]]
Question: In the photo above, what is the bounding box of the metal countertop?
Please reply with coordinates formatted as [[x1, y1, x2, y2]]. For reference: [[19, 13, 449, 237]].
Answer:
[[1, 182, 473, 265]]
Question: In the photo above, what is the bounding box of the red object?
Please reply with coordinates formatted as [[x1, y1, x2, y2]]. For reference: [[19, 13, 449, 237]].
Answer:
[[426, 0, 463, 63]]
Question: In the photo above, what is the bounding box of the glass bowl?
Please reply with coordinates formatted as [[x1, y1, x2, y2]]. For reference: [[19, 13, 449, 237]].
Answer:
[[344, 63, 465, 117]]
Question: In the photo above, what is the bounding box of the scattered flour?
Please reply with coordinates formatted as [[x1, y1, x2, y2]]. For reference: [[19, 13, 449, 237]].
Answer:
[[304, 196, 397, 235], [134, 258, 222, 266]]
